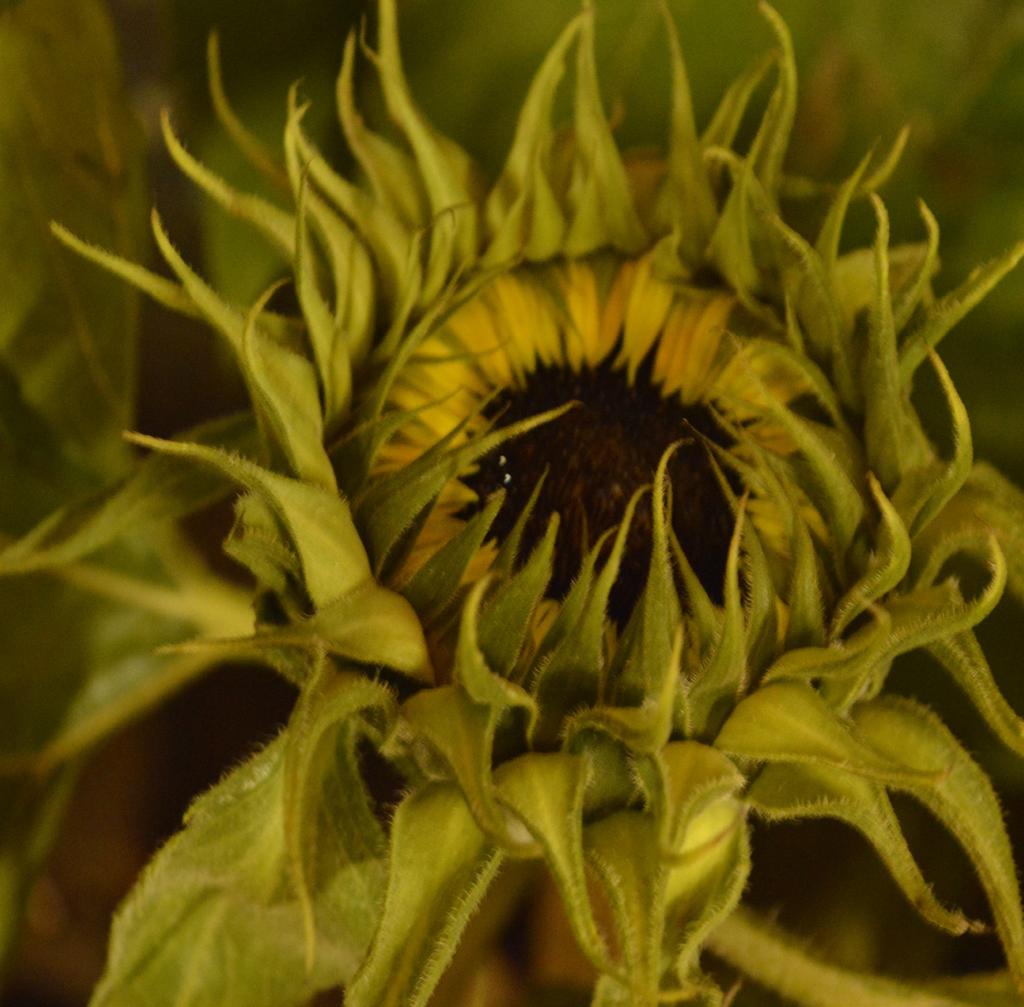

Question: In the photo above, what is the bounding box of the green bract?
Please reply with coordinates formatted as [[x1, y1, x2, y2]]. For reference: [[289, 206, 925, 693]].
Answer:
[[4, 0, 1024, 1004]]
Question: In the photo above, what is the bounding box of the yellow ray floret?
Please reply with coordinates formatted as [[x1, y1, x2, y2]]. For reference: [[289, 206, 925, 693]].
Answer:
[[381, 252, 811, 589]]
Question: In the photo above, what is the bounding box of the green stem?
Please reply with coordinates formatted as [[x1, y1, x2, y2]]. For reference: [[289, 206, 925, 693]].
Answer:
[[707, 906, 968, 1007], [56, 560, 251, 637], [0, 528, 253, 638]]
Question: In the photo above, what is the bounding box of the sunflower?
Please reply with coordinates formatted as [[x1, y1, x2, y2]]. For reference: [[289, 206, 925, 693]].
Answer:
[[384, 254, 763, 610], [45, 0, 1024, 1004]]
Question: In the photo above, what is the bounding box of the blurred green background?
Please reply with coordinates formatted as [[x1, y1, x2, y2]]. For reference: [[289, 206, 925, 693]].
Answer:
[[2, 0, 1024, 1003]]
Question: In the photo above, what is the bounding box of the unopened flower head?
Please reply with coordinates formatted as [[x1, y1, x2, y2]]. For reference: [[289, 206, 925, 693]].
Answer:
[[56, 1, 1024, 1002]]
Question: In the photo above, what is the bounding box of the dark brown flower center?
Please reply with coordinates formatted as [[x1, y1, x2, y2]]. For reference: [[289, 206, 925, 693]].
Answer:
[[462, 354, 735, 623]]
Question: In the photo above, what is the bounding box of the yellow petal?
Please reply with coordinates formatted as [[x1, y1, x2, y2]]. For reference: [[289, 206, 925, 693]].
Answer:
[[447, 289, 515, 387], [560, 261, 603, 370], [597, 259, 635, 364], [653, 297, 703, 397], [618, 253, 675, 381], [680, 295, 733, 403]]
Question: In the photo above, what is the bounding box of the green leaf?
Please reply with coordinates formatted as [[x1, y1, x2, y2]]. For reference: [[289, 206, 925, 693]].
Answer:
[[531, 490, 644, 746], [284, 90, 413, 317], [856, 126, 911, 199], [573, 730, 638, 822], [927, 630, 1024, 757], [882, 536, 1006, 658], [400, 490, 503, 622], [723, 353, 865, 554], [665, 794, 749, 983], [862, 195, 907, 490], [583, 811, 666, 1001], [452, 577, 537, 718], [564, 7, 647, 256], [0, 645, 243, 779], [150, 212, 336, 490], [49, 219, 201, 321], [567, 628, 680, 756], [268, 580, 432, 681], [706, 154, 762, 307], [160, 108, 295, 257], [124, 434, 369, 609], [336, 32, 427, 229], [701, 49, 775, 151], [0, 0, 146, 476], [0, 525, 254, 777], [829, 473, 911, 640], [643, 741, 745, 853], [815, 148, 873, 281], [714, 681, 938, 787], [740, 501, 782, 675], [375, 0, 478, 300], [748, 2, 796, 198], [687, 500, 746, 738], [656, 1, 716, 264], [482, 15, 579, 264], [784, 506, 826, 649], [611, 450, 682, 707], [355, 403, 570, 578], [293, 177, 351, 426], [346, 784, 502, 1007], [477, 515, 557, 677], [400, 685, 509, 841], [899, 241, 1024, 381], [238, 283, 337, 491], [204, 30, 290, 192], [374, 0, 478, 219], [224, 490, 300, 597], [925, 973, 1024, 1007], [892, 200, 940, 335], [765, 607, 893, 694], [494, 752, 615, 974], [283, 144, 374, 400], [0, 9, 251, 937], [853, 698, 1024, 992], [892, 351, 973, 539], [748, 761, 976, 935], [757, 189, 855, 406], [282, 659, 393, 973], [0, 413, 255, 575], [953, 463, 1024, 606], [590, 975, 637, 1007], [91, 737, 386, 1007], [643, 742, 748, 982], [530, 518, 605, 664], [490, 464, 548, 577], [0, 357, 97, 533], [670, 531, 718, 650]]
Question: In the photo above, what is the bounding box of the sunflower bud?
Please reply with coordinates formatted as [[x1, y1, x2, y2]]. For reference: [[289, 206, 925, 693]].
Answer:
[[46, 1, 1024, 1003]]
